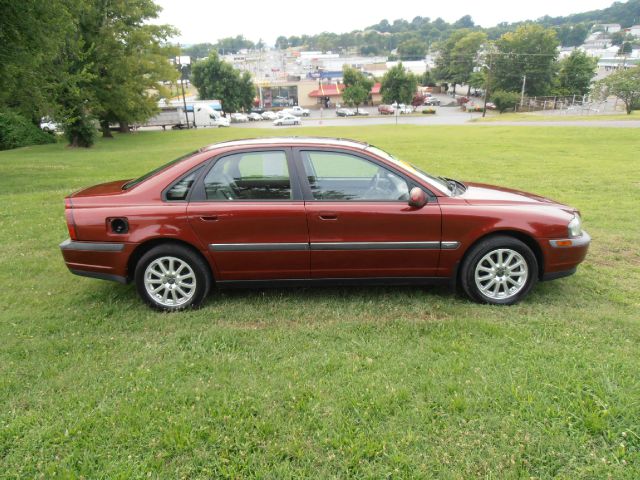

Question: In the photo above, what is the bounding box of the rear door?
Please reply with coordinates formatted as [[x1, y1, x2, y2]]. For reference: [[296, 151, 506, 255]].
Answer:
[[295, 148, 442, 278], [187, 148, 309, 281]]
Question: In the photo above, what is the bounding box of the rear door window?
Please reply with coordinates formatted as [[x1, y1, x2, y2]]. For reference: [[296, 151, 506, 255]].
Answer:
[[203, 151, 292, 201]]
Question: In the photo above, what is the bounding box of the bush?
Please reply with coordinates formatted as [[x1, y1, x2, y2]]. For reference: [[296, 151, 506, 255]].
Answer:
[[0, 111, 56, 151], [421, 108, 436, 114], [490, 90, 520, 113]]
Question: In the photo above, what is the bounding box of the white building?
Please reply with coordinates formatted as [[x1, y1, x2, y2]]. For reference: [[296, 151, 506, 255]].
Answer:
[[629, 25, 640, 37]]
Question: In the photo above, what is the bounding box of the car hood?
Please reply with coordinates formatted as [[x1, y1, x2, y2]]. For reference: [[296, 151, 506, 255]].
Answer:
[[460, 182, 569, 207], [70, 179, 130, 198]]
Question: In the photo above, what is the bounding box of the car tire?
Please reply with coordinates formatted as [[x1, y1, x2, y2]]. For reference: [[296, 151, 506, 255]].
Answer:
[[460, 235, 538, 305], [135, 243, 212, 311]]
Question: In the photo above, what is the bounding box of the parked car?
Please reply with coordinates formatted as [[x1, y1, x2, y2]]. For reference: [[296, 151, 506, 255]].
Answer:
[[261, 111, 277, 121], [396, 104, 414, 114], [273, 115, 301, 126], [230, 113, 249, 123], [275, 110, 290, 119], [250, 107, 265, 115], [354, 109, 370, 116], [336, 108, 355, 117], [59, 137, 590, 311], [378, 105, 395, 115], [40, 117, 60, 133], [287, 106, 310, 117], [423, 97, 441, 106], [247, 112, 263, 121]]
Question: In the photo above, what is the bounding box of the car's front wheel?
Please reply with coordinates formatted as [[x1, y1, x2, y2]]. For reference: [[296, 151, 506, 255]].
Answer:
[[135, 244, 212, 311], [460, 236, 538, 305]]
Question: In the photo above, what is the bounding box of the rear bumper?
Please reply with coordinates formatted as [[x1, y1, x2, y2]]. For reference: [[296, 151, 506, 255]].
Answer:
[[60, 239, 131, 283]]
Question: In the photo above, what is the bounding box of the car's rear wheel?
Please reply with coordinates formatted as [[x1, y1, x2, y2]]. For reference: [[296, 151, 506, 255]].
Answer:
[[460, 236, 538, 305], [135, 244, 211, 311]]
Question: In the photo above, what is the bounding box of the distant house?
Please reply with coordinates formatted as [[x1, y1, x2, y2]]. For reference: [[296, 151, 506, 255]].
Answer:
[[629, 25, 640, 37]]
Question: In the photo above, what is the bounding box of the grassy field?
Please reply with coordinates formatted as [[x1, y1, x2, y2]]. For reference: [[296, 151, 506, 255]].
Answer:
[[1, 125, 639, 478], [475, 111, 640, 122]]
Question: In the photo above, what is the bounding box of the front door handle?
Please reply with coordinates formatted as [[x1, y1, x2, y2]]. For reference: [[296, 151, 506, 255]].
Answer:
[[200, 215, 219, 222], [318, 212, 338, 220]]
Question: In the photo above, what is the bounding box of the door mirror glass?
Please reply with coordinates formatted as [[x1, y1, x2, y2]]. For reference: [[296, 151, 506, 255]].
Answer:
[[408, 187, 428, 208]]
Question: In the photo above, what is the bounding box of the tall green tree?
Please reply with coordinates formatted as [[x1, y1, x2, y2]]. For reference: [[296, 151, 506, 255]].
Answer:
[[555, 50, 597, 96], [397, 38, 427, 60], [451, 31, 487, 95], [0, 0, 76, 123], [434, 30, 485, 95], [192, 53, 256, 112], [83, 0, 178, 136], [596, 65, 640, 114], [341, 66, 374, 113], [380, 63, 418, 105], [492, 25, 559, 96]]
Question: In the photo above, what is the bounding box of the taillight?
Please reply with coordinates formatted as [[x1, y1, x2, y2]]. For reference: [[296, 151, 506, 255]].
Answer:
[[64, 198, 77, 240]]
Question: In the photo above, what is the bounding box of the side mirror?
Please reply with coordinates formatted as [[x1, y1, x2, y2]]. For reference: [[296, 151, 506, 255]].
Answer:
[[408, 187, 428, 208]]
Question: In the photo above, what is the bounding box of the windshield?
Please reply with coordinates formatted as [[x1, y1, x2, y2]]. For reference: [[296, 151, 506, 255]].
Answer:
[[365, 145, 452, 195], [122, 151, 197, 190]]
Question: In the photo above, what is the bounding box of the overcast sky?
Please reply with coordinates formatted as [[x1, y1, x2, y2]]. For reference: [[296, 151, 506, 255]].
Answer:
[[153, 0, 616, 45]]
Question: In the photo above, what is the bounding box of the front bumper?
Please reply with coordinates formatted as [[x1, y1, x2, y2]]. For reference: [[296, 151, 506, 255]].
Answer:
[[542, 230, 591, 279], [59, 239, 131, 283]]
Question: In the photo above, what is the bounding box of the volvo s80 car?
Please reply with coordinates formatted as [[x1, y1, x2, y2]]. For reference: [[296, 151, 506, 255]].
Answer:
[[60, 137, 590, 311]]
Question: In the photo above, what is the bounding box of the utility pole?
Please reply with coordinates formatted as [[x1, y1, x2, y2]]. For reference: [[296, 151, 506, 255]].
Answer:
[[177, 44, 190, 129], [482, 50, 493, 118], [520, 74, 527, 110]]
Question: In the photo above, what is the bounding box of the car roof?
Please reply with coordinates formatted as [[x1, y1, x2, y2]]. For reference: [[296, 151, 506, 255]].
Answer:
[[201, 137, 369, 152]]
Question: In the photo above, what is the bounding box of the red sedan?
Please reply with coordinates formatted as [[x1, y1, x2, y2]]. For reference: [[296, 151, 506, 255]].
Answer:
[[60, 137, 590, 310]]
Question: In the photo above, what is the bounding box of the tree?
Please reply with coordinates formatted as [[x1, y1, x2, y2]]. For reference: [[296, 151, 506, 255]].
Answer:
[[0, 0, 76, 124], [192, 53, 256, 112], [380, 63, 418, 105], [342, 66, 374, 113], [421, 70, 436, 87], [433, 30, 485, 95], [275, 36, 289, 49], [397, 38, 427, 60], [182, 43, 216, 60], [490, 90, 520, 113], [492, 25, 559, 96], [555, 50, 597, 96], [82, 0, 177, 136], [597, 66, 640, 114], [451, 31, 487, 94]]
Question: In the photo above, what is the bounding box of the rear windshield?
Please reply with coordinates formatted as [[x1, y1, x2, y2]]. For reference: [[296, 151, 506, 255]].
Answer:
[[122, 151, 197, 190]]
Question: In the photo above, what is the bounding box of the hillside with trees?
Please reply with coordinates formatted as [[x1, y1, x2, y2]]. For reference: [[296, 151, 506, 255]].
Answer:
[[269, 0, 640, 56]]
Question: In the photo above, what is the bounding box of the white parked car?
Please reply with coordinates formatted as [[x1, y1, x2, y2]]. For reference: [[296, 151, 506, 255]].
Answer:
[[261, 111, 277, 120], [286, 106, 310, 117], [273, 115, 301, 126], [396, 104, 414, 114], [247, 112, 263, 121], [230, 113, 249, 123], [40, 117, 60, 133]]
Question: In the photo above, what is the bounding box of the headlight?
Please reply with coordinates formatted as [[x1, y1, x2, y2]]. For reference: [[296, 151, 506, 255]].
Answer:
[[568, 215, 582, 238]]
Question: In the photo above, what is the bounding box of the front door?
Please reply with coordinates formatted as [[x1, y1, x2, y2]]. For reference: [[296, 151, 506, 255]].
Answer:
[[187, 148, 309, 281], [296, 149, 442, 278]]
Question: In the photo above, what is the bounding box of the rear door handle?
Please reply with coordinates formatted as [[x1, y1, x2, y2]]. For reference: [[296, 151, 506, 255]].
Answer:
[[318, 212, 338, 220], [200, 215, 219, 222]]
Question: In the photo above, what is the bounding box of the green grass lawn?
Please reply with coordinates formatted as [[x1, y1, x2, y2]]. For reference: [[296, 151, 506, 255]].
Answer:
[[1, 125, 639, 478], [475, 111, 640, 122]]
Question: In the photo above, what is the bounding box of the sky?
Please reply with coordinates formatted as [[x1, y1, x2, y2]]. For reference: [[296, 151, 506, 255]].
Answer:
[[153, 0, 617, 45]]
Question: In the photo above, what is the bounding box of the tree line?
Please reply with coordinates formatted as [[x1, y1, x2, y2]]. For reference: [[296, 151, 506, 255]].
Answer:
[[273, 1, 640, 58]]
